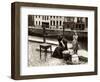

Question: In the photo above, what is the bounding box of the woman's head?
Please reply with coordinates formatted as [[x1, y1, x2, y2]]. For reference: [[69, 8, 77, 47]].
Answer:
[[57, 35, 63, 41], [73, 30, 77, 36]]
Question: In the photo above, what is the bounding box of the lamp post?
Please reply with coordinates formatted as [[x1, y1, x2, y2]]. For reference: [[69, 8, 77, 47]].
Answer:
[[42, 22, 47, 43], [43, 26, 46, 43]]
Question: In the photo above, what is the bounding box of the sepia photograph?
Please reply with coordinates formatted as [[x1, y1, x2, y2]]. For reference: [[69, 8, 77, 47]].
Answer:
[[28, 15, 88, 66]]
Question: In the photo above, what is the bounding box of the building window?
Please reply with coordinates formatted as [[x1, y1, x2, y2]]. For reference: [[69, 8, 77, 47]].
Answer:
[[67, 17, 71, 22], [47, 16, 48, 20], [77, 17, 83, 23], [71, 17, 74, 22], [36, 21, 37, 25], [39, 21, 40, 25], [32, 15, 34, 21], [50, 21, 52, 26], [53, 21, 55, 26], [60, 21, 62, 26], [42, 16, 44, 20], [56, 21, 58, 26], [44, 16, 45, 20]]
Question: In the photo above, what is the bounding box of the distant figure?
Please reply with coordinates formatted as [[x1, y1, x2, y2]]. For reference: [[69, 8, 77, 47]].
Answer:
[[52, 35, 68, 59], [72, 31, 79, 54]]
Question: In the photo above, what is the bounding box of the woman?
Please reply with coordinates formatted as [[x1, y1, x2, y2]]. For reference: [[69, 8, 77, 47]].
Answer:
[[52, 35, 68, 59], [72, 31, 79, 54], [73, 31, 78, 40]]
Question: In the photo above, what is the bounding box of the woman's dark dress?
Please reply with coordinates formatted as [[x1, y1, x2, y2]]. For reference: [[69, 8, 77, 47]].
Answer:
[[52, 38, 68, 59]]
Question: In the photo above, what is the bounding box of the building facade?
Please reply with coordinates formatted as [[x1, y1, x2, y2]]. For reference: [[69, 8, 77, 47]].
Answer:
[[28, 15, 88, 31]]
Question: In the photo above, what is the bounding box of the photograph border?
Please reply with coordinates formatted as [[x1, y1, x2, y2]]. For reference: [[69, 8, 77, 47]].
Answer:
[[11, 2, 98, 80]]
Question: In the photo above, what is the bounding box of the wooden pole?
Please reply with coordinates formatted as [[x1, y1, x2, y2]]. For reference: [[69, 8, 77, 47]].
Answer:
[[43, 27, 46, 43]]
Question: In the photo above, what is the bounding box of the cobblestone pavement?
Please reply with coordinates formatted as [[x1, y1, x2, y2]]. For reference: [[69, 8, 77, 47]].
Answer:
[[28, 40, 88, 67]]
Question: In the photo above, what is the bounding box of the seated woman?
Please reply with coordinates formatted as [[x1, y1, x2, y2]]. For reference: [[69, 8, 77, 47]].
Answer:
[[52, 35, 68, 59]]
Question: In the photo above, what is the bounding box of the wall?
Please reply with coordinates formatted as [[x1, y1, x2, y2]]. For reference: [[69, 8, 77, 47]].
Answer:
[[0, 0, 100, 82]]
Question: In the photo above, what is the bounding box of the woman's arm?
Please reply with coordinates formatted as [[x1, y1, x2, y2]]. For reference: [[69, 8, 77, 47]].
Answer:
[[60, 40, 65, 48]]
